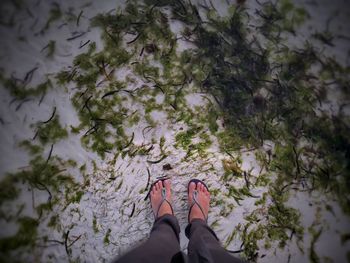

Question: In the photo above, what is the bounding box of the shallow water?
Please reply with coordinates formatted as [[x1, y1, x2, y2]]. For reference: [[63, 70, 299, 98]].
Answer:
[[0, 0, 349, 262]]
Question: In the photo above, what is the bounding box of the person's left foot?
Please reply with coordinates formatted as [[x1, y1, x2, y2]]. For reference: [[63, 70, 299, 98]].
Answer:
[[150, 179, 173, 218]]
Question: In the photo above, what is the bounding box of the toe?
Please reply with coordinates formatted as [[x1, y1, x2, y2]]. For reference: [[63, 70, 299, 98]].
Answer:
[[198, 182, 203, 192], [164, 179, 171, 199], [164, 179, 171, 191], [189, 182, 196, 192], [157, 181, 162, 191], [203, 184, 208, 194], [189, 182, 196, 200]]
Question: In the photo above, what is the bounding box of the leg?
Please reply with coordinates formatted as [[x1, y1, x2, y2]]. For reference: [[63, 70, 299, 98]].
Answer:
[[186, 180, 244, 263], [115, 179, 184, 263], [116, 214, 183, 263], [185, 219, 243, 263]]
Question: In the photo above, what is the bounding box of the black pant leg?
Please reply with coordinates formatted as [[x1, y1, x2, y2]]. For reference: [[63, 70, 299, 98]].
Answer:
[[185, 219, 244, 263], [115, 214, 184, 263]]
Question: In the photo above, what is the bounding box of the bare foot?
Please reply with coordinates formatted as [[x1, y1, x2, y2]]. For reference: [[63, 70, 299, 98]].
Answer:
[[150, 179, 173, 218], [188, 181, 210, 222]]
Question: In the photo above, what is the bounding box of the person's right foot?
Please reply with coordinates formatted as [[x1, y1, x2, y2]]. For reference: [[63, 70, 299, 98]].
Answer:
[[188, 181, 210, 223]]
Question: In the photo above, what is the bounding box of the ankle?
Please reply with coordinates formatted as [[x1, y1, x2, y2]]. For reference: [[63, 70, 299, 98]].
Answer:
[[189, 212, 205, 223]]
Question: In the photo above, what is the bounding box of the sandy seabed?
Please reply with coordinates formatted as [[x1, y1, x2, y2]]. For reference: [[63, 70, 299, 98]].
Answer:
[[0, 0, 350, 262]]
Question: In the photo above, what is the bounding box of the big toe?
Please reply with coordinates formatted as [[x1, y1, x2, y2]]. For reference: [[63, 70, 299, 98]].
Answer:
[[189, 182, 196, 192], [164, 179, 171, 194], [188, 182, 196, 200], [164, 179, 170, 188]]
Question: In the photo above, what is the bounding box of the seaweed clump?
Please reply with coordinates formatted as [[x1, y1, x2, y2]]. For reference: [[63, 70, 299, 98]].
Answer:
[[0, 0, 349, 261]]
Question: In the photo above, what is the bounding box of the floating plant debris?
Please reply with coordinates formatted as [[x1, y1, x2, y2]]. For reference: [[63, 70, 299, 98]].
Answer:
[[0, 0, 349, 262]]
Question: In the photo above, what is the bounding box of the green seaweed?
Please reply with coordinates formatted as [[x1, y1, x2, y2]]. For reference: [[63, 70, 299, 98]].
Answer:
[[104, 228, 111, 244], [33, 115, 68, 145], [93, 215, 99, 233], [18, 140, 43, 156], [1, 77, 52, 100], [0, 217, 38, 253], [0, 174, 20, 206], [309, 227, 322, 263], [175, 126, 201, 150], [43, 40, 56, 58], [47, 215, 59, 228], [1, 0, 349, 261], [41, 3, 62, 33]]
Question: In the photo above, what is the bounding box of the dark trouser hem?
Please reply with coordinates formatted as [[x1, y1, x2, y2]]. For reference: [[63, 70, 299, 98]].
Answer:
[[185, 219, 244, 263], [115, 214, 184, 263]]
